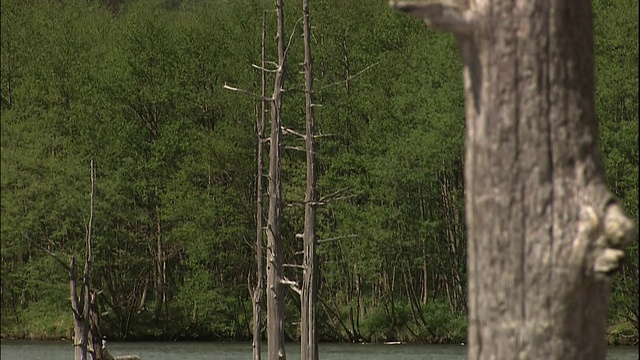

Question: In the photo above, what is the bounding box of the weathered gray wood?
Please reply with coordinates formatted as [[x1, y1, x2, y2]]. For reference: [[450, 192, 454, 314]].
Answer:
[[71, 160, 95, 360], [300, 0, 318, 358], [253, 12, 267, 360], [101, 339, 141, 360], [88, 290, 107, 360], [267, 0, 287, 359], [391, 1, 635, 359]]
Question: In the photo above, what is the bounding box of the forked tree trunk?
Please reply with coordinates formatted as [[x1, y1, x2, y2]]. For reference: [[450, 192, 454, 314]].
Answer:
[[71, 160, 96, 360], [300, 0, 318, 358], [392, 1, 635, 359], [71, 256, 90, 360], [267, 0, 287, 359], [253, 12, 268, 360]]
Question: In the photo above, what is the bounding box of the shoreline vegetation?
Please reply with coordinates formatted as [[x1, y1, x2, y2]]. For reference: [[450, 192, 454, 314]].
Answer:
[[0, 329, 637, 347], [0, 311, 636, 346]]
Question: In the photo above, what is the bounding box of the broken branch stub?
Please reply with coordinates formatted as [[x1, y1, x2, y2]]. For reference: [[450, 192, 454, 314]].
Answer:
[[390, 1, 474, 36]]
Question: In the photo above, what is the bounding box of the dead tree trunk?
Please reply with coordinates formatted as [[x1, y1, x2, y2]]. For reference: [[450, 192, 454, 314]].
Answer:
[[267, 0, 287, 359], [153, 192, 166, 325], [300, 0, 318, 358], [71, 160, 96, 360], [89, 290, 106, 360], [253, 11, 268, 360], [392, 1, 635, 359]]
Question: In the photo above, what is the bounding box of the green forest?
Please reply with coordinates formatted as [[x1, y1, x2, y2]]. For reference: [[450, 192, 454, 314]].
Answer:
[[1, 0, 637, 345]]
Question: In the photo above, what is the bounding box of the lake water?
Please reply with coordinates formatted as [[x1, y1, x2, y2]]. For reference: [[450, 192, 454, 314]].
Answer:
[[0, 341, 637, 360]]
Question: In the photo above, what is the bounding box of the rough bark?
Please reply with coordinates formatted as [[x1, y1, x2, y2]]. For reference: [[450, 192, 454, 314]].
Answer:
[[392, 1, 635, 359], [267, 0, 287, 358], [71, 160, 96, 360], [253, 12, 267, 360], [71, 256, 89, 360], [89, 290, 107, 360], [300, 0, 318, 358]]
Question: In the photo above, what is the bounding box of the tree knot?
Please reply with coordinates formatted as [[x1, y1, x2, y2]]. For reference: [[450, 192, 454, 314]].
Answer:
[[590, 202, 636, 276]]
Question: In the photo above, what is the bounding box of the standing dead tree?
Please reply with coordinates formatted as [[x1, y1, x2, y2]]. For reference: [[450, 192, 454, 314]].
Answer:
[[391, 1, 635, 359], [266, 0, 288, 358], [224, 2, 288, 359], [300, 0, 319, 358], [70, 159, 96, 360], [252, 11, 268, 360]]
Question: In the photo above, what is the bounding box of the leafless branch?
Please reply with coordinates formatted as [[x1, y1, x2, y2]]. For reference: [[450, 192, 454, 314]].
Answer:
[[307, 195, 356, 207], [286, 201, 305, 208], [252, 64, 278, 73], [284, 17, 303, 58], [284, 264, 306, 269], [224, 83, 273, 101], [281, 277, 302, 296], [281, 126, 306, 139], [284, 146, 307, 152], [242, 235, 254, 250], [314, 133, 334, 139], [40, 244, 71, 272], [319, 187, 350, 202], [319, 62, 380, 90], [318, 234, 358, 244], [390, 1, 474, 35]]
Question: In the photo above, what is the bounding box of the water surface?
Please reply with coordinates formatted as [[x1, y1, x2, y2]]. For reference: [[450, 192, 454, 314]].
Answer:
[[0, 341, 637, 360]]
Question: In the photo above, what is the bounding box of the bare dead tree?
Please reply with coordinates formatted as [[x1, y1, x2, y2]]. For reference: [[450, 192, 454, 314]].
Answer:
[[70, 159, 96, 360], [300, 0, 319, 358], [267, 0, 288, 358], [252, 11, 268, 360], [222, 7, 288, 359], [88, 289, 107, 360], [391, 1, 635, 359]]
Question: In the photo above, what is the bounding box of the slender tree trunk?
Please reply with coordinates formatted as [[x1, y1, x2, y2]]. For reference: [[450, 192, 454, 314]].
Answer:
[[300, 0, 318, 358], [267, 0, 287, 358], [71, 256, 89, 360], [154, 188, 165, 324], [253, 12, 267, 360], [393, 1, 635, 359], [71, 160, 96, 360]]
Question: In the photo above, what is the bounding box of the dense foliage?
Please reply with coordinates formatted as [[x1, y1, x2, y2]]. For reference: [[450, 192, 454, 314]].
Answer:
[[1, 0, 637, 344]]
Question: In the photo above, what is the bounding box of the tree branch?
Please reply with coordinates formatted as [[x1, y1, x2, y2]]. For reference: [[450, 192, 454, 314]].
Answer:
[[223, 84, 273, 101], [318, 234, 358, 244], [319, 187, 350, 202], [283, 264, 306, 269], [252, 64, 278, 73], [281, 277, 302, 296], [314, 133, 334, 139], [281, 126, 306, 139], [40, 245, 71, 272], [284, 145, 308, 152], [313, 194, 356, 205], [319, 62, 380, 90], [390, 1, 474, 36], [284, 17, 303, 59]]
